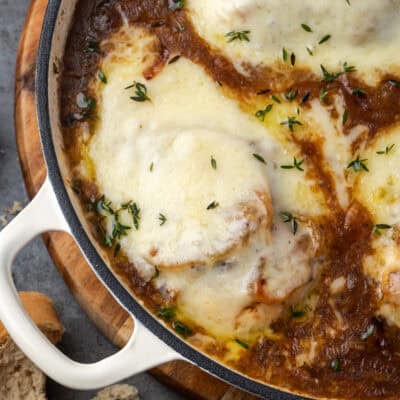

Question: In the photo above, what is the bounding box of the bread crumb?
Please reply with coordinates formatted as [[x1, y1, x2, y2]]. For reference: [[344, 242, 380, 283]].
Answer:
[[92, 384, 140, 400], [4, 201, 23, 216]]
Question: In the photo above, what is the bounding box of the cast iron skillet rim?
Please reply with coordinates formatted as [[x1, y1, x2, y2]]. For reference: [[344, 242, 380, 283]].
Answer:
[[35, 2, 309, 399]]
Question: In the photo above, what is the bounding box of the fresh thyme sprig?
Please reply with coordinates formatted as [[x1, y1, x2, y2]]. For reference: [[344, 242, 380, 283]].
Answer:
[[284, 89, 299, 102], [280, 117, 303, 132], [376, 144, 395, 155], [281, 157, 305, 171], [122, 201, 141, 230], [126, 81, 151, 102], [255, 104, 273, 121], [347, 155, 369, 172], [225, 30, 250, 42]]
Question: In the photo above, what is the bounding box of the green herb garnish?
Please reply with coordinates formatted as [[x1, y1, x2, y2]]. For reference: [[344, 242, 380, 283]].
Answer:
[[127, 81, 151, 102], [271, 95, 281, 104], [97, 195, 115, 215], [347, 155, 369, 172], [343, 62, 356, 73], [282, 47, 288, 62], [253, 153, 266, 164], [301, 24, 313, 33], [280, 117, 303, 132], [76, 93, 96, 110], [85, 41, 100, 53], [301, 91, 311, 104], [320, 87, 329, 104], [255, 104, 273, 121], [104, 236, 113, 248], [321, 62, 356, 83], [159, 213, 167, 226], [290, 52, 296, 66], [352, 88, 367, 97], [122, 201, 141, 230], [373, 224, 392, 236], [320, 65, 341, 83], [168, 55, 181, 64], [168, 0, 184, 11], [210, 155, 217, 170], [377, 144, 395, 155], [319, 34, 331, 45], [331, 359, 341, 372], [235, 339, 249, 349], [225, 30, 251, 42], [207, 201, 219, 210], [112, 220, 131, 240], [290, 305, 306, 318], [281, 157, 304, 171], [173, 321, 193, 337], [280, 212, 299, 235], [360, 324, 375, 340], [157, 307, 176, 321], [284, 89, 298, 102], [97, 70, 107, 84], [342, 110, 348, 126], [114, 243, 121, 257]]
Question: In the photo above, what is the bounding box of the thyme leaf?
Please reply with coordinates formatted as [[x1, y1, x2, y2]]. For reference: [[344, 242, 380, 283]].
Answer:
[[225, 30, 251, 42], [255, 104, 273, 121], [377, 144, 395, 155], [159, 213, 167, 226], [280, 212, 299, 235], [281, 157, 305, 171], [280, 117, 303, 132], [127, 81, 151, 102], [235, 339, 249, 349], [253, 153, 266, 164], [347, 155, 369, 172]]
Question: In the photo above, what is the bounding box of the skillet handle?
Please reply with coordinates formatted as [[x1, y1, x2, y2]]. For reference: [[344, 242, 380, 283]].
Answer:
[[0, 178, 182, 390]]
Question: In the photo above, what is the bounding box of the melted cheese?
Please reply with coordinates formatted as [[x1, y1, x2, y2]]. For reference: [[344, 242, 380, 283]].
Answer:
[[87, 26, 330, 338], [354, 126, 400, 224], [187, 0, 400, 85], [355, 126, 400, 328]]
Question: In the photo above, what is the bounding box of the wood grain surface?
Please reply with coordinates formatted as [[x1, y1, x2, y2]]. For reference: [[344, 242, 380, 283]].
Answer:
[[14, 1, 259, 399]]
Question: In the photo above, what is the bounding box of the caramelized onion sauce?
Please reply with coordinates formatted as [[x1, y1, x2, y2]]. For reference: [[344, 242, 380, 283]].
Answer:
[[60, 1, 400, 398]]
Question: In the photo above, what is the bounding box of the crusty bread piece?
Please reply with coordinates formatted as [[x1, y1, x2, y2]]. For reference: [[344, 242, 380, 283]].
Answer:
[[92, 384, 140, 400], [0, 292, 64, 400]]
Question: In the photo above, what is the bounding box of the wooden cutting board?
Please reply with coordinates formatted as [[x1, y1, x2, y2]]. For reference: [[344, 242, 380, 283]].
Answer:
[[14, 1, 259, 399]]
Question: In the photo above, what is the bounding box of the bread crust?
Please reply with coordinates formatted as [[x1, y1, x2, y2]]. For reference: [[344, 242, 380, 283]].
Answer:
[[0, 292, 64, 400], [0, 291, 65, 345]]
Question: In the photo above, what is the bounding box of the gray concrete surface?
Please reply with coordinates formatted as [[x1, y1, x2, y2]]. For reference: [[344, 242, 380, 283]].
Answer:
[[0, 1, 186, 399]]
